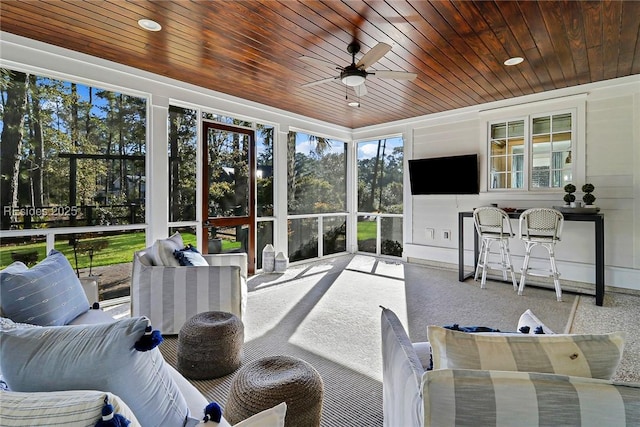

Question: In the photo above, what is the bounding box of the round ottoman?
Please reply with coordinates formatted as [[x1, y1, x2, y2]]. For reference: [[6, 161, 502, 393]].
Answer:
[[177, 311, 244, 380], [225, 355, 324, 427]]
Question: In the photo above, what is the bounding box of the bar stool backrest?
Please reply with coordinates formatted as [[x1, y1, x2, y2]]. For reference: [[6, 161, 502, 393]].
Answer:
[[473, 207, 514, 238], [519, 208, 564, 242]]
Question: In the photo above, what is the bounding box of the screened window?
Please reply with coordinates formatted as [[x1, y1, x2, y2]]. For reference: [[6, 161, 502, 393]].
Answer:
[[356, 137, 404, 257], [489, 111, 574, 191], [356, 137, 403, 213], [256, 124, 274, 217], [286, 131, 346, 215], [1, 69, 147, 230], [168, 105, 197, 222]]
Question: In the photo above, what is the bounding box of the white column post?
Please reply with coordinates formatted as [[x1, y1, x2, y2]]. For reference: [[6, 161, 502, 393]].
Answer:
[[146, 96, 170, 247]]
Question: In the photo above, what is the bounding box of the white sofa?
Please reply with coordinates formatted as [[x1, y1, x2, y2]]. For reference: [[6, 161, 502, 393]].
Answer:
[[0, 250, 282, 427], [380, 306, 640, 427]]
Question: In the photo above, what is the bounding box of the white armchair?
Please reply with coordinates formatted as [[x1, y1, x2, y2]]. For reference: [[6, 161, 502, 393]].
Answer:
[[131, 248, 247, 335]]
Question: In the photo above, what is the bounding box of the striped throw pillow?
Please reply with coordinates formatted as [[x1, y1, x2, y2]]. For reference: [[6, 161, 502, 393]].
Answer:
[[428, 325, 625, 379], [423, 369, 640, 427], [0, 390, 140, 427], [0, 250, 89, 326]]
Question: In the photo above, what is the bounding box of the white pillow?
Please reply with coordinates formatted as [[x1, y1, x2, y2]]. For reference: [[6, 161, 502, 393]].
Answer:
[[0, 317, 199, 426], [0, 389, 140, 427], [428, 325, 625, 379], [517, 309, 555, 334], [218, 402, 287, 427], [150, 232, 184, 266]]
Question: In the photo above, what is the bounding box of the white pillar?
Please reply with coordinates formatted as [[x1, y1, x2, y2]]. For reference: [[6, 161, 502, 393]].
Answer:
[[147, 96, 169, 247]]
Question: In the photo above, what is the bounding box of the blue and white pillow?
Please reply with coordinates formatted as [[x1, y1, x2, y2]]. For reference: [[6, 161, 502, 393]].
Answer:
[[0, 316, 200, 427], [174, 245, 209, 266], [0, 250, 89, 326]]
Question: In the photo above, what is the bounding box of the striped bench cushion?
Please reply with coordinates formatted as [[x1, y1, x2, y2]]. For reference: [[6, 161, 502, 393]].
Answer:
[[423, 369, 640, 427], [428, 326, 625, 379]]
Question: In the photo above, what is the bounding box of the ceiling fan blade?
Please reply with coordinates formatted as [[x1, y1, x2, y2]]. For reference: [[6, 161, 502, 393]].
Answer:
[[301, 76, 338, 87], [356, 42, 392, 69], [299, 56, 340, 70], [353, 83, 368, 97], [370, 70, 417, 80]]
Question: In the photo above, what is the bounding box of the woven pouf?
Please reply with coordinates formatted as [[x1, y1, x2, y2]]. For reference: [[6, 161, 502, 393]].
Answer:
[[177, 311, 244, 380], [225, 355, 324, 426]]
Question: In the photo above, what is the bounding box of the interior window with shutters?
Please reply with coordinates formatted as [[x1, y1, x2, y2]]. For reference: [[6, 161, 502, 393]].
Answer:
[[489, 110, 574, 191]]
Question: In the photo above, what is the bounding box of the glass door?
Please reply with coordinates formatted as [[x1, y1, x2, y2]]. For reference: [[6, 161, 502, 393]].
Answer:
[[202, 121, 256, 274]]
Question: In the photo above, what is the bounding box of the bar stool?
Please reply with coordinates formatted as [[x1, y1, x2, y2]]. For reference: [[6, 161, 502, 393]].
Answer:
[[472, 207, 518, 289], [518, 208, 564, 301]]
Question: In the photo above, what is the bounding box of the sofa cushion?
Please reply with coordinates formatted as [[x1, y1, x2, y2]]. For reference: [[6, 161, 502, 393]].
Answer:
[[0, 317, 200, 427], [428, 326, 625, 379], [0, 250, 90, 326], [66, 307, 117, 325], [422, 369, 640, 427], [380, 306, 425, 427], [149, 232, 184, 266], [0, 389, 140, 427]]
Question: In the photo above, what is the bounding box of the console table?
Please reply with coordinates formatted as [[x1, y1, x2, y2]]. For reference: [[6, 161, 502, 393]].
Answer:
[[458, 210, 605, 306]]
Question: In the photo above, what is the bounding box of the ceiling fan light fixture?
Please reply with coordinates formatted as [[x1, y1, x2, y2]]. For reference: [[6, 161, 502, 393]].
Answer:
[[348, 101, 360, 107], [504, 56, 524, 66], [138, 19, 162, 32], [340, 69, 367, 87]]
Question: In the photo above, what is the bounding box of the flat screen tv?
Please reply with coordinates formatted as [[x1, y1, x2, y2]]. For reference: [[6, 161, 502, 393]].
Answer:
[[409, 154, 479, 195]]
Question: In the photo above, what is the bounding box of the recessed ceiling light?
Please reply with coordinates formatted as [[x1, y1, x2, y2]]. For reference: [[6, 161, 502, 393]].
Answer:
[[138, 19, 162, 32], [504, 57, 524, 66], [348, 101, 360, 107]]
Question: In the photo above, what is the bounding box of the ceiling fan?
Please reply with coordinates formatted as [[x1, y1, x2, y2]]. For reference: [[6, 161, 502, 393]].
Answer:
[[299, 41, 417, 97]]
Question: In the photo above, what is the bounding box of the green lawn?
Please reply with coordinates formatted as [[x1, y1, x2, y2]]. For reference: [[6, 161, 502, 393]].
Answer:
[[1, 231, 201, 269], [357, 220, 377, 241]]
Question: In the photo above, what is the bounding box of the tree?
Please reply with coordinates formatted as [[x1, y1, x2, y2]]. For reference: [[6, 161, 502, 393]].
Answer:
[[27, 74, 44, 206], [1, 70, 28, 229], [287, 131, 334, 214]]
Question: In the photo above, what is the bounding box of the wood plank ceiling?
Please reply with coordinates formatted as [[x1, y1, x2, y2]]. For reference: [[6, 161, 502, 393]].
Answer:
[[2, 1, 639, 129]]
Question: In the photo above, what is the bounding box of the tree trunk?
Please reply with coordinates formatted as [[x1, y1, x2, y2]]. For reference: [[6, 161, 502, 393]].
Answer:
[[28, 74, 44, 206], [378, 139, 386, 210], [286, 131, 297, 212], [369, 139, 382, 211], [1, 71, 28, 229], [169, 108, 180, 220]]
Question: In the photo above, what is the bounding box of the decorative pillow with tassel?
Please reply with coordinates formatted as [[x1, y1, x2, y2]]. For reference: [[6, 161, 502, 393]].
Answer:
[[0, 316, 199, 426]]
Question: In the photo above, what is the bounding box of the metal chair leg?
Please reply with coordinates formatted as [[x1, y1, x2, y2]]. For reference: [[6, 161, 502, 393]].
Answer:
[[503, 241, 518, 290], [480, 239, 491, 288], [548, 245, 562, 301], [474, 239, 485, 281], [518, 242, 532, 295], [499, 242, 508, 281]]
